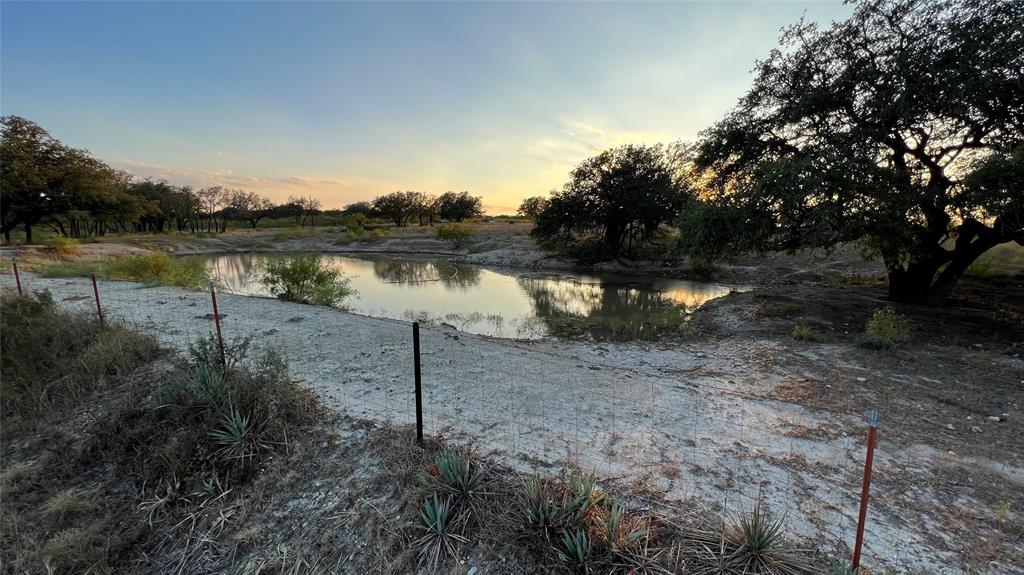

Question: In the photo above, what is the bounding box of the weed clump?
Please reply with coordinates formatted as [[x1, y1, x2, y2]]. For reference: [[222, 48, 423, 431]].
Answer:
[[791, 324, 822, 342], [259, 255, 357, 308], [857, 307, 910, 349], [42, 235, 80, 256]]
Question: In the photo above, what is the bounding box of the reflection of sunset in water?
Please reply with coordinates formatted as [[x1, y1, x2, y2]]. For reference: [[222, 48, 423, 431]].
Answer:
[[199, 253, 742, 339]]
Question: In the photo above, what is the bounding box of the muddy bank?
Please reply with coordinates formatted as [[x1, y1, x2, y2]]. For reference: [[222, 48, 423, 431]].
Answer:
[[15, 272, 1022, 573]]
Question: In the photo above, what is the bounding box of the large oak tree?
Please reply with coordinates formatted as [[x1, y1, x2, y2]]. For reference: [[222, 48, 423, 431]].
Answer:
[[686, 0, 1023, 304]]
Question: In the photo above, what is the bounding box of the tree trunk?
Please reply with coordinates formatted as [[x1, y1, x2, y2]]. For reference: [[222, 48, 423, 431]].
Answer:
[[24, 223, 32, 244]]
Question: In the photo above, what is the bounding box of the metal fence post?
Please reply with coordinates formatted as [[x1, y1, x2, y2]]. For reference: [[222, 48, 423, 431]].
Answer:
[[12, 256, 22, 296], [413, 321, 423, 445], [209, 281, 226, 366], [90, 274, 104, 325], [852, 410, 879, 570]]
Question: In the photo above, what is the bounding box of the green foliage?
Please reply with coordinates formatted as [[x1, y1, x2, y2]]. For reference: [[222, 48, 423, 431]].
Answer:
[[259, 255, 357, 308], [430, 448, 486, 500], [415, 494, 467, 572], [689, 0, 1023, 304], [858, 308, 910, 349], [791, 324, 818, 342], [436, 191, 484, 222], [209, 406, 268, 462], [435, 223, 476, 249], [556, 528, 592, 573], [523, 477, 558, 533], [42, 235, 80, 256], [533, 143, 690, 257], [726, 499, 799, 573], [37, 251, 209, 288], [602, 501, 648, 552]]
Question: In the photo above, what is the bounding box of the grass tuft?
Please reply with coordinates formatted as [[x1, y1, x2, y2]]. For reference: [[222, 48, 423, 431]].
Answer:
[[857, 307, 910, 349]]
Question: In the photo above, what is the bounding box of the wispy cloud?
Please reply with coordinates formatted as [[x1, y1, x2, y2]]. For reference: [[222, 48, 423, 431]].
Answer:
[[523, 120, 676, 165]]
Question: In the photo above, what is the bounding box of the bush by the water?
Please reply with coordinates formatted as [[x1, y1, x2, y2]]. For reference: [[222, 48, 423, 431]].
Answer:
[[37, 251, 208, 288], [259, 255, 357, 308], [436, 223, 476, 249]]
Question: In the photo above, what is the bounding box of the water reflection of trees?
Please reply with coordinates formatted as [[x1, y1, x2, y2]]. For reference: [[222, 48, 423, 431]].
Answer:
[[206, 254, 266, 293], [517, 276, 688, 340], [372, 259, 481, 289]]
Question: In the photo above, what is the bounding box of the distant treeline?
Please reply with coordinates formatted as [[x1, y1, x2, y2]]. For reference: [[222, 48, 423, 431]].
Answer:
[[0, 116, 486, 242]]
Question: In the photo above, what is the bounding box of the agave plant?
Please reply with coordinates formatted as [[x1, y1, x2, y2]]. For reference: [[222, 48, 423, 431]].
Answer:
[[557, 528, 592, 574], [415, 493, 467, 572]]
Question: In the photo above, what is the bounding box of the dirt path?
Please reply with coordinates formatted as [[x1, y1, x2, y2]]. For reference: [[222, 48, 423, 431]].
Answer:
[[19, 273, 1022, 574]]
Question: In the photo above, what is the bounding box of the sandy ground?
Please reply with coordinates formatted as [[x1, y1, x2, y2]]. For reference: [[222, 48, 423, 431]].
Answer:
[[11, 271, 1021, 574]]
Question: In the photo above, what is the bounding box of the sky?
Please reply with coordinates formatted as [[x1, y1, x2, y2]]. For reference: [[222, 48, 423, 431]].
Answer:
[[1, 1, 851, 214]]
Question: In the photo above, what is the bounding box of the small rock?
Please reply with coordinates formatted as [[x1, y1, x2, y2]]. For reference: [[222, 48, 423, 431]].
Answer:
[[945, 424, 955, 431], [468, 568, 478, 575], [988, 415, 1002, 422], [971, 426, 982, 433], [856, 377, 867, 382]]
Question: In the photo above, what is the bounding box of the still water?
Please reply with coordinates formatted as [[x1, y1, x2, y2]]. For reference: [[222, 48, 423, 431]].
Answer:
[[201, 253, 740, 339]]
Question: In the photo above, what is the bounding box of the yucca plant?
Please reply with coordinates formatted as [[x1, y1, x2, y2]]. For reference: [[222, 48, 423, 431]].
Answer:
[[559, 472, 601, 530], [415, 494, 467, 572], [523, 477, 558, 535], [557, 528, 592, 574], [209, 407, 267, 462], [432, 448, 486, 500], [724, 500, 811, 574], [831, 561, 857, 575], [194, 363, 228, 408], [603, 501, 649, 552]]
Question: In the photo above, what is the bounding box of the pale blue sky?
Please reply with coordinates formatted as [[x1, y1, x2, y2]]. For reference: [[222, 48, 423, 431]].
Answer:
[[1, 1, 850, 212]]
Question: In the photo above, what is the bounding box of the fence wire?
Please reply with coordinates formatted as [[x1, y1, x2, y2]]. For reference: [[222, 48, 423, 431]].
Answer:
[[6, 270, 1011, 574]]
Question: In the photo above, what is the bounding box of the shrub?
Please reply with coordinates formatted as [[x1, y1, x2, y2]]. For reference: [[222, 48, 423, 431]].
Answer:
[[791, 324, 821, 342], [436, 223, 476, 249], [258, 256, 357, 308], [557, 528, 592, 573], [858, 307, 910, 349], [43, 235, 80, 256]]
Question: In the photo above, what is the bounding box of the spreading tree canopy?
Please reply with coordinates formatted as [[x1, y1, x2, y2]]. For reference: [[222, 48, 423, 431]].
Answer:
[[683, 0, 1023, 304], [533, 144, 689, 256]]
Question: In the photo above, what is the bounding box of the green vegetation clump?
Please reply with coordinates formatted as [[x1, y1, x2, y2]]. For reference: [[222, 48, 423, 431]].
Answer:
[[436, 223, 476, 249], [42, 235, 80, 256], [791, 324, 820, 342], [259, 255, 357, 308], [37, 251, 208, 288], [0, 295, 320, 573], [858, 307, 910, 349]]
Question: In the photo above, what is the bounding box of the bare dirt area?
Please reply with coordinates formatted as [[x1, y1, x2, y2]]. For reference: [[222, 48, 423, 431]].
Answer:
[[11, 266, 1023, 574]]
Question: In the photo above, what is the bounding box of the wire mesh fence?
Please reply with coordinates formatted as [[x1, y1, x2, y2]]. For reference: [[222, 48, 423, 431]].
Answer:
[[6, 269, 1011, 573]]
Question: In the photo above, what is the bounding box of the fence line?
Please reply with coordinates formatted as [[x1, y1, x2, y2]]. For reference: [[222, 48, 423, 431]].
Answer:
[[7, 271, 984, 573]]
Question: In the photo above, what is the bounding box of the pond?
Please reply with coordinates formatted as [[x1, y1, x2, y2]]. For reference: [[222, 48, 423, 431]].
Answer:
[[200, 253, 741, 340]]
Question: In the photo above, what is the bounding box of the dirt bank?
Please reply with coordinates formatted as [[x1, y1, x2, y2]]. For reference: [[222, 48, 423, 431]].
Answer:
[[12, 271, 1022, 574]]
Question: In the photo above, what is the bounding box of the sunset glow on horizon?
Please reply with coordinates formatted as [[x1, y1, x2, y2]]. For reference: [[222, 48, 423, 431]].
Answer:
[[1, 1, 851, 213]]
